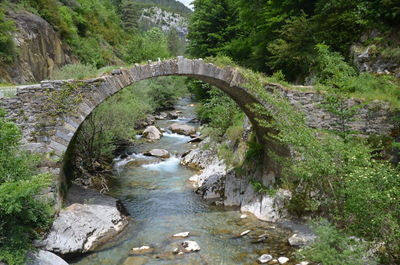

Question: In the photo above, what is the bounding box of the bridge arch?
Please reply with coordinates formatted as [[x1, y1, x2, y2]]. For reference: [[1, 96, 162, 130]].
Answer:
[[51, 57, 269, 158]]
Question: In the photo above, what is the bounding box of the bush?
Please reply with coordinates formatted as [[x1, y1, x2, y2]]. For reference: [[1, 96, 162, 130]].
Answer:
[[0, 109, 52, 265], [301, 220, 374, 265], [51, 63, 97, 80]]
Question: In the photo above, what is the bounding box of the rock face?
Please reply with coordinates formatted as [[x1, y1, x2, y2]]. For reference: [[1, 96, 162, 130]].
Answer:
[[182, 138, 291, 222], [42, 185, 128, 256], [350, 30, 400, 77], [143, 126, 162, 140], [0, 11, 76, 84], [27, 250, 68, 265], [139, 7, 188, 38], [169, 123, 196, 136], [144, 149, 170, 158]]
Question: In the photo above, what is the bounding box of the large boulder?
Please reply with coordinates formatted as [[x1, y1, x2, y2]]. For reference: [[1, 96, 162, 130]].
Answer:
[[168, 123, 196, 136], [27, 250, 68, 265], [144, 149, 170, 159], [42, 186, 128, 256], [142, 126, 161, 140]]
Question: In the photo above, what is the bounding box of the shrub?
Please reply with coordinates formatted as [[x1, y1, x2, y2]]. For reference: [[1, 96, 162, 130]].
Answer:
[[0, 8, 17, 63], [0, 109, 52, 265], [301, 220, 374, 265]]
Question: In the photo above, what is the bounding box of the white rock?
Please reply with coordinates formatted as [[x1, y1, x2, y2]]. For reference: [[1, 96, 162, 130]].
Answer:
[[43, 199, 128, 255], [240, 214, 248, 219], [130, 245, 154, 255], [181, 240, 200, 252], [189, 175, 199, 182], [173, 232, 190, 238], [240, 230, 251, 236], [142, 126, 161, 140], [27, 250, 68, 265], [258, 254, 273, 264], [278, 257, 289, 264]]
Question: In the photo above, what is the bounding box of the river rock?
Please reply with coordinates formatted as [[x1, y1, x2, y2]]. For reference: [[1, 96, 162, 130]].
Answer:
[[142, 126, 161, 140], [258, 254, 273, 264], [278, 257, 289, 264], [169, 123, 196, 136], [288, 233, 314, 247], [26, 250, 68, 265], [173, 232, 190, 238], [168, 111, 181, 119], [181, 240, 200, 252], [240, 230, 251, 236], [144, 149, 170, 159], [130, 246, 154, 255], [42, 186, 128, 256]]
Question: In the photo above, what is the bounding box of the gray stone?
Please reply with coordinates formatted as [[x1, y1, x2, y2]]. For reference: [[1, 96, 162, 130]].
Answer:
[[288, 233, 315, 247], [169, 123, 196, 136], [27, 250, 68, 265], [144, 149, 170, 159], [42, 191, 128, 256], [142, 126, 161, 140], [258, 254, 273, 264]]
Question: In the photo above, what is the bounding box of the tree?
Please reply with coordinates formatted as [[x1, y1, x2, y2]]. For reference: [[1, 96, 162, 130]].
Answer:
[[187, 0, 238, 58]]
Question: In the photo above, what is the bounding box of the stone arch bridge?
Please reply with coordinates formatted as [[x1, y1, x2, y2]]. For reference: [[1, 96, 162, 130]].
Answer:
[[0, 57, 395, 206]]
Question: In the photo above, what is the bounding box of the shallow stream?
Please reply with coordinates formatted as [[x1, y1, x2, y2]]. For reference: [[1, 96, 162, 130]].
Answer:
[[71, 98, 298, 265]]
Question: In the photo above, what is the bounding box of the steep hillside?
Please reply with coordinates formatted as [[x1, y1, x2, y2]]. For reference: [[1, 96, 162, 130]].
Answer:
[[0, 10, 76, 84], [0, 0, 190, 84]]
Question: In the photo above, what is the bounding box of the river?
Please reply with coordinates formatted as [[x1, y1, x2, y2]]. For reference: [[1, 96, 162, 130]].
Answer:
[[70, 98, 298, 265]]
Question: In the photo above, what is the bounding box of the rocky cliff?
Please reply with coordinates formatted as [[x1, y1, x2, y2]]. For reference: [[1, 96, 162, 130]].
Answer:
[[0, 11, 76, 84], [139, 7, 188, 37]]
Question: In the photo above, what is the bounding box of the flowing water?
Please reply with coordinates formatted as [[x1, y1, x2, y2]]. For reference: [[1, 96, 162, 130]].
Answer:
[[71, 98, 299, 265]]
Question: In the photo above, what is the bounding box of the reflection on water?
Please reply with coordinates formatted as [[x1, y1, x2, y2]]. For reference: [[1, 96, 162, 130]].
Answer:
[[70, 98, 297, 265]]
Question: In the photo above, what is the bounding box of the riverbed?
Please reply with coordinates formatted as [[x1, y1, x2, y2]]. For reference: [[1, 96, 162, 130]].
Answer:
[[70, 98, 298, 265]]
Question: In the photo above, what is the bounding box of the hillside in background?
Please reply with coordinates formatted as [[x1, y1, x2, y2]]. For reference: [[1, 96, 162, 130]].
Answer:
[[0, 0, 190, 84]]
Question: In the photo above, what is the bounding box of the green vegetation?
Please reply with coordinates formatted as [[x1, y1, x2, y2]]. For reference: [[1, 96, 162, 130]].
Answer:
[[0, 110, 52, 265], [300, 220, 374, 265], [0, 0, 188, 69], [0, 8, 16, 63], [187, 51, 400, 263], [188, 0, 400, 82], [123, 27, 170, 63], [230, 60, 400, 264]]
